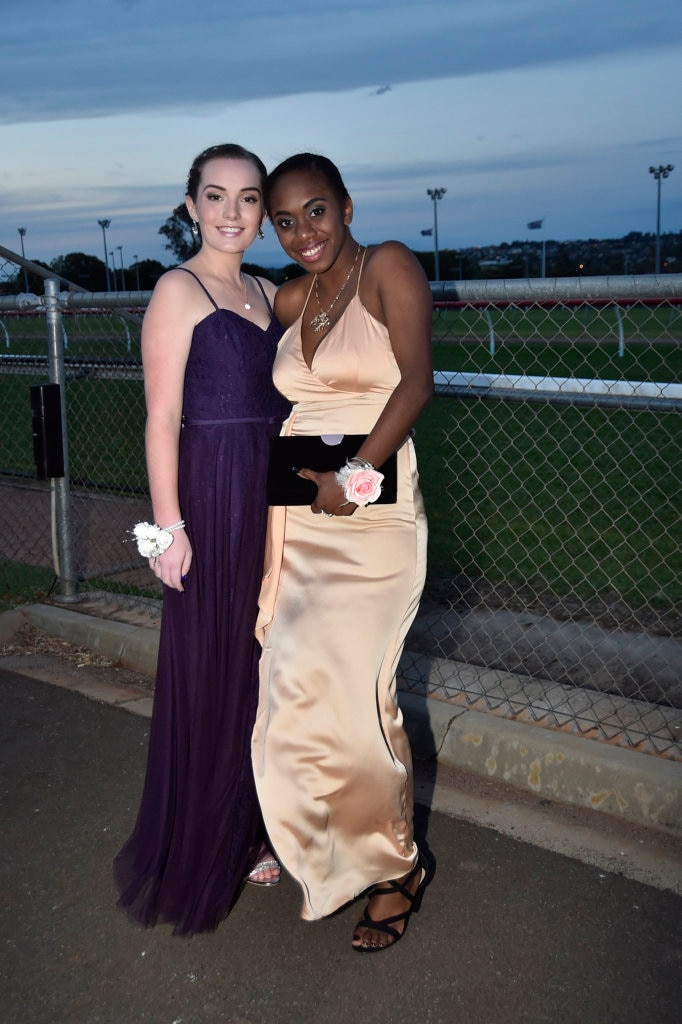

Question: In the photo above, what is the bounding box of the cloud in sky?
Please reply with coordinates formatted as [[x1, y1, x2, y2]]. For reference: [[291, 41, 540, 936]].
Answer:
[[3, 0, 681, 124], [1, 0, 681, 268]]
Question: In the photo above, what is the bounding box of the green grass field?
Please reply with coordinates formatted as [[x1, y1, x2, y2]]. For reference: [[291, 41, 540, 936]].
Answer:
[[0, 561, 55, 612], [415, 398, 681, 610], [1, 305, 680, 614], [432, 302, 682, 344], [432, 339, 682, 380], [4, 302, 681, 369]]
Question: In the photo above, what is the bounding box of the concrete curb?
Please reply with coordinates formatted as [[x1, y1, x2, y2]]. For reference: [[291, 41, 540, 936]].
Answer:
[[16, 602, 160, 677], [400, 693, 682, 836], [5, 603, 682, 840]]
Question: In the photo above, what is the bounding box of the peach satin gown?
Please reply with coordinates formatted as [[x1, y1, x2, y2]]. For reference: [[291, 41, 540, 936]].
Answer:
[[253, 257, 427, 920]]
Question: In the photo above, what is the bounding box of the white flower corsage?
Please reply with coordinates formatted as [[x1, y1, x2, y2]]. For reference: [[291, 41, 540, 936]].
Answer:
[[130, 520, 185, 558], [335, 461, 384, 506]]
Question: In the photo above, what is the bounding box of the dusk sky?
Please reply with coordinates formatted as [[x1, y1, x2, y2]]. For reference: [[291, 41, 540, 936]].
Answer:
[[2, 0, 681, 271]]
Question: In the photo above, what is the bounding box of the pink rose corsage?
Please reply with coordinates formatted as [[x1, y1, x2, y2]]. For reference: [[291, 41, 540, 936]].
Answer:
[[335, 462, 384, 506]]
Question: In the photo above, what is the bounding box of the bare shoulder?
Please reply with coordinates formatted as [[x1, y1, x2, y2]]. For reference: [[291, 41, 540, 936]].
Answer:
[[362, 241, 431, 307], [142, 266, 205, 338], [367, 240, 424, 272], [272, 275, 311, 328], [147, 266, 197, 307]]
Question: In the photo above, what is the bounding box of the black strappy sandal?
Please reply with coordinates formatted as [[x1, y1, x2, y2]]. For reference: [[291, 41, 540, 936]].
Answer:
[[351, 850, 435, 953]]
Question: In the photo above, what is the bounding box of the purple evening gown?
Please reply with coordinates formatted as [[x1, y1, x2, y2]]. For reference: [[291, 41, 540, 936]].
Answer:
[[114, 272, 289, 934]]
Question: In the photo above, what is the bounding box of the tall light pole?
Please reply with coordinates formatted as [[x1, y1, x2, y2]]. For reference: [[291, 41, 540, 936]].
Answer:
[[17, 227, 29, 291], [133, 254, 140, 290], [98, 219, 111, 290], [648, 164, 674, 274], [426, 187, 447, 281], [109, 252, 116, 289], [116, 245, 125, 290]]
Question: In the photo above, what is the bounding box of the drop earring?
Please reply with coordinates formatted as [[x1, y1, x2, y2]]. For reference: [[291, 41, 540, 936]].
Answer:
[[258, 226, 265, 239], [191, 221, 199, 237]]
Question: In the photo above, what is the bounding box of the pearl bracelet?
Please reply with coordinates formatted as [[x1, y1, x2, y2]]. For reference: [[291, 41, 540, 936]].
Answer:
[[161, 520, 186, 533]]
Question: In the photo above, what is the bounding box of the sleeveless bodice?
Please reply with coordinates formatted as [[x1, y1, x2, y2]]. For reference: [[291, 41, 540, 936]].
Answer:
[[183, 309, 288, 424], [274, 295, 400, 408]]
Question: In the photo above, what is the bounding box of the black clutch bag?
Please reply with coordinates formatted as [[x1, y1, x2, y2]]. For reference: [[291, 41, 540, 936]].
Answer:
[[267, 434, 397, 505]]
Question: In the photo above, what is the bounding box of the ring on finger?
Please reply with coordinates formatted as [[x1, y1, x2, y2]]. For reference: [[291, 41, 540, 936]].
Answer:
[[320, 510, 334, 518]]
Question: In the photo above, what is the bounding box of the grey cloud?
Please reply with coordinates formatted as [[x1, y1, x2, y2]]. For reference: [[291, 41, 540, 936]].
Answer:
[[2, 0, 681, 124]]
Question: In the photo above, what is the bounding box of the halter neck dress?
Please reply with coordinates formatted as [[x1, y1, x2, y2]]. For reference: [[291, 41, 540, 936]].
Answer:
[[253, 254, 428, 920], [114, 270, 289, 934]]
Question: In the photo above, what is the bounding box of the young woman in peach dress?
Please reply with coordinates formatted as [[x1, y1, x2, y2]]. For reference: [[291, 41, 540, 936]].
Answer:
[[253, 153, 435, 952]]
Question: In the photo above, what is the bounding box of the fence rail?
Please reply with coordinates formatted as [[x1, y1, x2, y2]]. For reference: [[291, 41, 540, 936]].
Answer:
[[1, 246, 680, 758]]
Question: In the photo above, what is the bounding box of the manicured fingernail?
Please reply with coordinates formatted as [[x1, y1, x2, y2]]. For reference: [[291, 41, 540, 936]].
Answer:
[[291, 466, 301, 473]]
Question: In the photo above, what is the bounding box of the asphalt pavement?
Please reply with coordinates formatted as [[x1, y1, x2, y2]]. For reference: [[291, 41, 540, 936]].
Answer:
[[2, 663, 682, 1024]]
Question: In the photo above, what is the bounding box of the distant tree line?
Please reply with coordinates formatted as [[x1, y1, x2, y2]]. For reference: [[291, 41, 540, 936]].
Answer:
[[2, 206, 679, 297], [414, 230, 682, 281], [0, 203, 304, 295]]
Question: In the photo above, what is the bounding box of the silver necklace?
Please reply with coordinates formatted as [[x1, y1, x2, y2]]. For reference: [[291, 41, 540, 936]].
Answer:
[[240, 274, 251, 310], [309, 245, 362, 333]]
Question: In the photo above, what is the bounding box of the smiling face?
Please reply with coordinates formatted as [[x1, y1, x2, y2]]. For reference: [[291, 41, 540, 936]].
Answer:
[[185, 157, 264, 255], [268, 169, 354, 273]]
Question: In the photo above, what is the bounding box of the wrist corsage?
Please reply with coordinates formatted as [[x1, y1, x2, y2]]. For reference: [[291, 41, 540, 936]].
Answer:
[[335, 458, 384, 507], [130, 520, 185, 558]]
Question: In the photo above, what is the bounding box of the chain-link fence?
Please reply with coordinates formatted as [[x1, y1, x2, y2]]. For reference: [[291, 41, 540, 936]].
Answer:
[[1, 245, 681, 759]]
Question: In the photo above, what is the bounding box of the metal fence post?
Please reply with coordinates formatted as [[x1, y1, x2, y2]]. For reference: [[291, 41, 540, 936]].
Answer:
[[44, 278, 78, 600]]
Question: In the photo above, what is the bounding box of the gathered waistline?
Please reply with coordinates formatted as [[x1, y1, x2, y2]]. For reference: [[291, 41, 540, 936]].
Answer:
[[183, 416, 282, 426]]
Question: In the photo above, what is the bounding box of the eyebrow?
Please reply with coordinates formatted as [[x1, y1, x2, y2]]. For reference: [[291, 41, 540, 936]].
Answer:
[[272, 195, 327, 217], [201, 183, 262, 195]]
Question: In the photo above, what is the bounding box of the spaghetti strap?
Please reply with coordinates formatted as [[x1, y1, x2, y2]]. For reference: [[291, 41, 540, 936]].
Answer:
[[253, 276, 274, 316], [175, 267, 219, 310], [355, 248, 368, 296], [304, 275, 316, 306]]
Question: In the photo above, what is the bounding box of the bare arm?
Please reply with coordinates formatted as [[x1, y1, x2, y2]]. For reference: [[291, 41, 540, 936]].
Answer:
[[141, 271, 198, 590], [354, 241, 433, 466], [305, 242, 433, 514]]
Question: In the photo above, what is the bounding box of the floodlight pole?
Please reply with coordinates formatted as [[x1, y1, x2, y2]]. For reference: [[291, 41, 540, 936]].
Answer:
[[426, 187, 447, 281], [98, 219, 112, 290], [648, 164, 674, 274], [17, 227, 29, 291], [116, 245, 125, 290]]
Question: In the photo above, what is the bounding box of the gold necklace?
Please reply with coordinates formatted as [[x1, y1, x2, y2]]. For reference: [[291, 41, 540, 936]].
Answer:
[[309, 244, 362, 333]]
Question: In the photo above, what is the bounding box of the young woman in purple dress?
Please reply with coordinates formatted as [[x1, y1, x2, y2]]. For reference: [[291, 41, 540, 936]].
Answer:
[[114, 144, 289, 934]]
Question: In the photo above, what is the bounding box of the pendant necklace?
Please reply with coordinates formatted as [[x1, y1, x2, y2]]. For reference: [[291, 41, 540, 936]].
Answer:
[[309, 244, 362, 333], [241, 273, 251, 310]]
